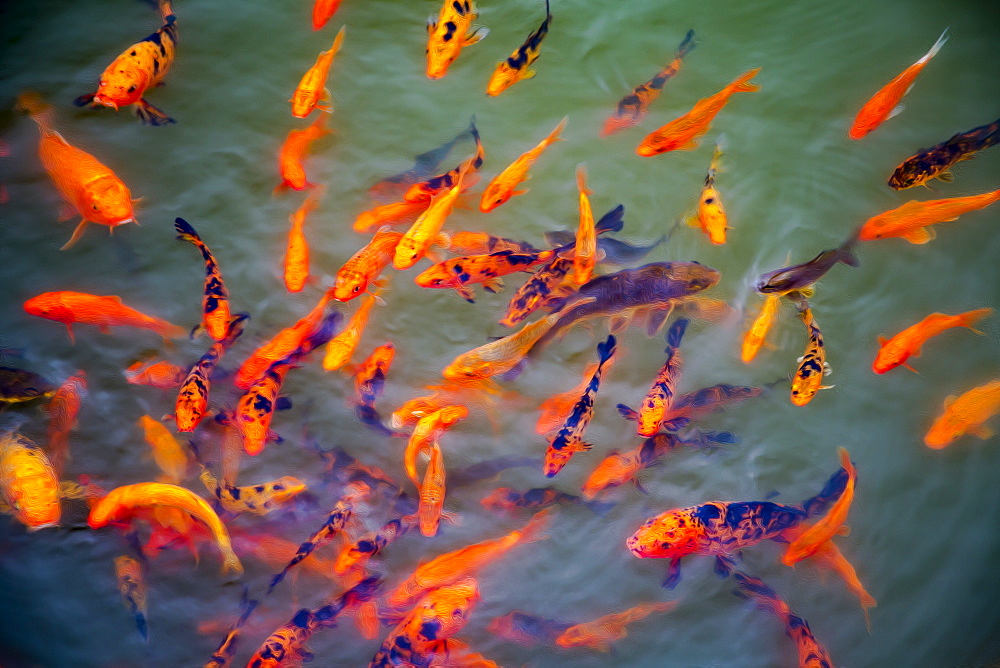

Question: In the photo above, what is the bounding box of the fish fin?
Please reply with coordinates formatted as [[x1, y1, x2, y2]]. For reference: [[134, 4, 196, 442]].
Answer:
[[616, 403, 639, 421], [275, 396, 293, 411], [135, 99, 175, 126], [61, 219, 90, 250], [876, 335, 888, 347], [99, 325, 111, 334], [432, 230, 452, 249], [902, 361, 920, 373], [969, 424, 994, 440], [938, 171, 954, 183], [819, 384, 836, 390], [454, 284, 476, 303], [838, 525, 851, 537], [633, 477, 650, 494], [822, 361, 832, 376], [943, 394, 957, 409], [523, 69, 537, 80], [464, 26, 489, 45], [901, 226, 935, 244], [679, 138, 700, 151], [73, 93, 96, 108], [887, 103, 905, 120], [482, 277, 505, 294], [58, 204, 78, 222], [662, 558, 682, 589], [608, 315, 629, 334], [512, 188, 530, 196], [714, 554, 738, 578], [442, 509, 461, 526], [426, 17, 437, 33]]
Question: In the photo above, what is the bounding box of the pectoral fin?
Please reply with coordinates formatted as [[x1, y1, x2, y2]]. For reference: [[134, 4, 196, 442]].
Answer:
[[464, 27, 489, 45], [901, 226, 936, 244], [482, 276, 505, 294], [887, 103, 905, 119], [61, 219, 90, 250], [523, 69, 536, 80], [969, 424, 994, 440]]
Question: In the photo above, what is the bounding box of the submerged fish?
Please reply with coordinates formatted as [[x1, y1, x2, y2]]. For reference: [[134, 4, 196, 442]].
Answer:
[[858, 189, 1000, 244], [924, 379, 1000, 449], [755, 239, 859, 295], [0, 367, 55, 406], [873, 308, 992, 374], [24, 292, 184, 343], [485, 0, 552, 96], [425, 0, 489, 80], [0, 432, 61, 531], [888, 116, 1000, 189], [175, 217, 233, 342], [290, 26, 346, 117]]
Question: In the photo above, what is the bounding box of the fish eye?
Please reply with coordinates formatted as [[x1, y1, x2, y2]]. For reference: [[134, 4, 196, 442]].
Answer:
[[352, 285, 361, 293], [92, 204, 99, 210], [127, 85, 136, 93]]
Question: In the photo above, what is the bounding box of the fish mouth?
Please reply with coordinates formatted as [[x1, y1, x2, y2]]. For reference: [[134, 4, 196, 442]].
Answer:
[[624, 534, 648, 558], [93, 95, 119, 111]]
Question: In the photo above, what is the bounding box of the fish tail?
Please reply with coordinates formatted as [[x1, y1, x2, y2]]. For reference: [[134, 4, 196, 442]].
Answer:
[[733, 572, 791, 621], [156, 319, 188, 340], [675, 29, 696, 58], [157, 0, 175, 22], [518, 508, 552, 544], [958, 307, 993, 335], [173, 217, 203, 245], [801, 461, 851, 519], [597, 334, 617, 364], [575, 164, 592, 196], [221, 550, 244, 576], [918, 28, 948, 64], [16, 91, 55, 134], [731, 67, 762, 93], [328, 24, 347, 56], [545, 116, 568, 146], [836, 236, 860, 268], [595, 204, 626, 234], [665, 317, 689, 351]]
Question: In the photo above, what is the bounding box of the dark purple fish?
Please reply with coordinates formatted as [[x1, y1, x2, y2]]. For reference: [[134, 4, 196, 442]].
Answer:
[[755, 238, 858, 294]]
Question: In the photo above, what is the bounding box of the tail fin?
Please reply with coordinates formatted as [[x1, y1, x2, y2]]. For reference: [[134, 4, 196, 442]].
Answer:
[[597, 334, 617, 365], [343, 576, 383, 605], [576, 163, 592, 197], [595, 204, 626, 234], [665, 317, 689, 351], [544, 115, 568, 147], [174, 217, 202, 244], [958, 307, 993, 335], [836, 236, 860, 268], [801, 464, 850, 519], [676, 29, 696, 58], [16, 91, 55, 134], [329, 25, 347, 56], [918, 28, 948, 65], [733, 572, 790, 620], [517, 508, 552, 544], [730, 67, 761, 93]]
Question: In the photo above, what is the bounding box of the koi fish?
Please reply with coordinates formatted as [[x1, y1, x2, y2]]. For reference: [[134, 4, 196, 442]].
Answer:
[[174, 314, 248, 432], [733, 573, 835, 668], [354, 342, 396, 406], [640, 383, 764, 432], [689, 138, 728, 244], [199, 468, 306, 516], [418, 441, 448, 537], [0, 432, 61, 531], [544, 335, 617, 477], [488, 611, 571, 646], [333, 228, 402, 301], [858, 189, 1000, 244], [46, 370, 86, 476], [448, 231, 539, 255], [323, 293, 378, 371], [125, 358, 186, 389], [312, 0, 343, 31], [481, 486, 591, 514], [924, 379, 1000, 448], [334, 515, 416, 575], [527, 261, 721, 357], [756, 239, 859, 295], [115, 555, 148, 641], [791, 303, 832, 407], [275, 114, 332, 193], [741, 294, 781, 363], [17, 92, 137, 249], [636, 318, 688, 437], [536, 361, 599, 435], [88, 482, 243, 575], [404, 405, 469, 488], [602, 29, 696, 137], [873, 308, 992, 374], [138, 415, 189, 484], [888, 116, 1000, 189], [24, 291, 184, 344], [485, 0, 551, 96], [626, 458, 849, 588], [849, 30, 948, 140], [580, 436, 666, 500], [394, 166, 467, 270], [404, 121, 484, 203], [291, 26, 346, 117], [555, 601, 677, 652], [426, 0, 489, 80], [415, 248, 558, 302], [74, 1, 178, 125], [0, 367, 55, 406], [285, 193, 322, 293], [480, 116, 565, 212], [573, 164, 597, 285], [637, 67, 760, 156], [783, 448, 856, 566], [354, 200, 430, 233], [175, 218, 232, 341], [800, 538, 877, 629], [369, 120, 477, 200], [204, 592, 258, 668]]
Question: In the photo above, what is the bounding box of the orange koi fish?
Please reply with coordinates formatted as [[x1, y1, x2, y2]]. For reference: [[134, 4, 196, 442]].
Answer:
[[555, 601, 676, 652], [536, 362, 598, 435], [125, 358, 186, 389], [637, 67, 760, 156], [323, 293, 377, 371], [334, 515, 416, 575], [88, 482, 243, 575], [312, 0, 343, 31], [199, 468, 305, 516], [175, 218, 232, 341], [174, 315, 248, 432], [114, 555, 148, 641], [404, 405, 469, 487], [689, 138, 728, 244], [404, 121, 484, 203], [354, 342, 396, 406], [485, 0, 551, 97], [783, 448, 855, 566], [573, 164, 597, 285], [45, 370, 86, 476], [418, 441, 448, 536], [17, 92, 137, 249], [236, 360, 293, 456], [889, 116, 1000, 189], [580, 440, 658, 500], [394, 166, 467, 270], [275, 114, 332, 193], [849, 30, 948, 140], [873, 308, 992, 374], [353, 200, 430, 233], [858, 189, 1000, 244], [333, 228, 402, 301], [426, 0, 489, 80], [602, 29, 695, 137], [204, 593, 258, 668], [290, 26, 346, 117], [741, 294, 781, 363], [0, 432, 61, 531], [448, 231, 538, 255], [733, 573, 836, 668], [636, 319, 688, 437], [924, 379, 1000, 448], [74, 1, 178, 125], [791, 303, 832, 407], [24, 291, 184, 344], [803, 539, 877, 629], [480, 116, 565, 212], [544, 335, 617, 477], [415, 248, 557, 302], [284, 193, 322, 293], [138, 415, 190, 484]]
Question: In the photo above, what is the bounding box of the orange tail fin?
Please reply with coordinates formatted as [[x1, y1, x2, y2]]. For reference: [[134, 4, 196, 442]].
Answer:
[[958, 307, 993, 335], [730, 67, 762, 93]]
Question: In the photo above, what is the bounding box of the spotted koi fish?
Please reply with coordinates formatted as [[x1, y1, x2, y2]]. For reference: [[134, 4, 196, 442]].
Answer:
[[199, 468, 306, 516], [45, 370, 86, 476], [369, 120, 477, 200], [544, 335, 617, 477], [174, 314, 248, 432], [536, 362, 599, 436], [175, 218, 232, 342], [354, 342, 396, 406], [415, 248, 558, 302], [115, 555, 148, 641], [601, 29, 696, 137], [627, 459, 849, 588], [790, 303, 832, 407], [448, 231, 539, 255], [334, 515, 416, 575], [619, 383, 764, 432], [690, 137, 728, 244], [75, 1, 178, 125], [0, 431, 61, 531], [404, 121, 484, 203], [888, 116, 1000, 189], [426, 0, 489, 80], [485, 0, 551, 96], [333, 228, 402, 301], [636, 318, 689, 437]]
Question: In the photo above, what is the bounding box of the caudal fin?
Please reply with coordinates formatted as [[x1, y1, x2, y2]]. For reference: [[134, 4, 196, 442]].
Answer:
[[16, 91, 55, 134], [801, 463, 850, 519], [958, 307, 993, 335], [597, 334, 617, 364], [174, 217, 202, 244], [918, 28, 949, 65], [675, 29, 696, 58], [730, 67, 762, 93], [733, 572, 790, 620], [665, 317, 689, 351]]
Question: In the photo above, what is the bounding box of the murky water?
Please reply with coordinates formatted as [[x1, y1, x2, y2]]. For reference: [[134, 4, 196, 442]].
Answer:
[[2, 0, 999, 666]]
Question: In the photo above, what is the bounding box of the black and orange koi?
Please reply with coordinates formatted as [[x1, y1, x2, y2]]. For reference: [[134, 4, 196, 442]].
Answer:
[[175, 217, 232, 342], [485, 0, 552, 97], [635, 318, 688, 437], [889, 116, 1000, 189], [174, 314, 248, 432]]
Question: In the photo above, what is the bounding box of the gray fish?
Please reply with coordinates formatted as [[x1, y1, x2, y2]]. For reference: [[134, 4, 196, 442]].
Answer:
[[755, 238, 859, 294]]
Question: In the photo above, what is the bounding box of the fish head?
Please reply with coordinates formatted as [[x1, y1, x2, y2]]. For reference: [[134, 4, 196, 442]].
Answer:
[[83, 177, 136, 228], [12, 464, 60, 530], [268, 476, 307, 502], [87, 491, 123, 528], [626, 508, 702, 558], [662, 261, 721, 293], [331, 269, 367, 302], [414, 264, 457, 288], [290, 88, 317, 118], [24, 293, 73, 323], [887, 159, 928, 190], [485, 62, 516, 97], [95, 66, 148, 108], [479, 181, 509, 212], [392, 237, 421, 270], [924, 411, 965, 449], [425, 43, 459, 80]]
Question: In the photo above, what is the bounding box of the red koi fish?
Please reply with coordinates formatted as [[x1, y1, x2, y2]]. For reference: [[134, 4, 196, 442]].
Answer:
[[0, 432, 61, 531], [45, 371, 86, 476], [312, 0, 343, 31], [74, 1, 178, 125], [858, 189, 1000, 244], [602, 29, 695, 137], [783, 448, 856, 566], [873, 308, 992, 373], [426, 0, 489, 80], [580, 437, 666, 500], [290, 26, 346, 117], [175, 218, 232, 341], [418, 441, 449, 537], [637, 68, 760, 156], [18, 92, 137, 249], [480, 116, 565, 212], [284, 193, 322, 293], [636, 318, 688, 437], [25, 291, 184, 343], [555, 601, 676, 652], [888, 116, 1000, 189], [485, 0, 552, 96], [924, 379, 1000, 448], [275, 114, 332, 193], [124, 358, 186, 389], [849, 30, 948, 140], [489, 611, 571, 647], [174, 315, 247, 432]]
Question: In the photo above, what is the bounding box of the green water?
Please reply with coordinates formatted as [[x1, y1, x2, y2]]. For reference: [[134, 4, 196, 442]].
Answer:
[[1, 0, 999, 666]]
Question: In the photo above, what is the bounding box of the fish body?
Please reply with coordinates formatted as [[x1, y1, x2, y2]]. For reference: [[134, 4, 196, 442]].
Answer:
[[237, 359, 294, 456], [370, 120, 477, 199], [323, 293, 377, 371], [418, 441, 448, 537], [405, 405, 469, 487], [741, 294, 781, 363], [874, 308, 992, 373], [204, 594, 258, 668], [555, 602, 676, 652], [395, 168, 467, 270], [536, 362, 599, 435], [114, 555, 148, 641], [0, 367, 55, 405], [486, 0, 551, 96], [849, 30, 948, 140], [602, 30, 695, 137], [175, 218, 232, 341], [858, 189, 1000, 244], [545, 335, 617, 477], [334, 228, 403, 301], [285, 194, 321, 293], [426, 0, 489, 80], [442, 309, 568, 382], [415, 249, 555, 302], [889, 117, 1000, 189], [659, 383, 763, 431], [488, 610, 571, 646], [24, 291, 184, 343], [573, 164, 597, 285], [18, 92, 137, 249], [125, 359, 186, 388], [448, 231, 539, 255], [88, 482, 242, 575], [692, 139, 728, 244], [480, 486, 582, 513], [804, 539, 876, 627], [783, 448, 855, 566], [175, 315, 247, 431], [756, 239, 859, 294], [0, 432, 61, 531], [276, 114, 331, 193], [139, 415, 189, 484], [200, 469, 305, 516], [312, 0, 343, 30], [235, 294, 330, 389], [637, 68, 760, 156], [790, 305, 831, 407], [924, 379, 1000, 448], [335, 516, 415, 575], [404, 122, 484, 203], [480, 116, 565, 211], [291, 26, 346, 117], [46, 370, 86, 475], [74, 2, 178, 125], [581, 438, 664, 499], [354, 342, 396, 405], [637, 318, 688, 437]]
